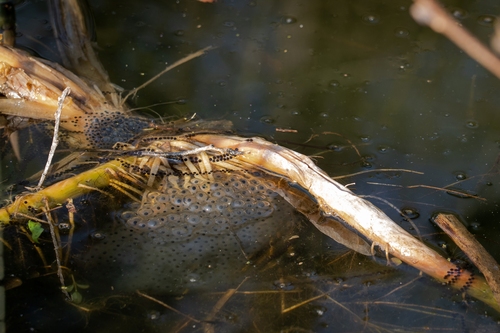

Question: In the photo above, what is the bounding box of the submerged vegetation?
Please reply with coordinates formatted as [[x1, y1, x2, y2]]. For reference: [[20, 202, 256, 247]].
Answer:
[[2, 0, 500, 332]]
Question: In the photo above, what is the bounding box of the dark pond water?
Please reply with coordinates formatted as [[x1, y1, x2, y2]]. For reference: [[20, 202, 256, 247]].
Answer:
[[3, 0, 500, 332]]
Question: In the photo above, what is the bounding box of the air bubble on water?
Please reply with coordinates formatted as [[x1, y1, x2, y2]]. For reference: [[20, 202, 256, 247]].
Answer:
[[186, 273, 200, 283], [174, 29, 185, 36], [361, 161, 372, 168], [470, 222, 481, 230], [328, 80, 340, 88], [477, 15, 495, 26], [454, 171, 467, 181], [360, 135, 371, 143], [450, 7, 468, 19], [315, 307, 326, 316], [362, 14, 380, 24], [400, 207, 420, 219], [327, 144, 343, 152], [394, 27, 409, 37], [148, 311, 160, 320], [260, 116, 275, 124], [377, 145, 389, 153], [281, 16, 297, 24], [465, 120, 478, 129], [273, 280, 295, 290]]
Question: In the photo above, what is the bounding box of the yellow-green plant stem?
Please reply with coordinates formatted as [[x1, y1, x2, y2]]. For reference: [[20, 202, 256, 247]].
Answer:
[[0, 159, 123, 224]]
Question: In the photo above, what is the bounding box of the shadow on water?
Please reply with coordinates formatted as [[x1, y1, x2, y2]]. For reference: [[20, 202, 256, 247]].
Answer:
[[3, 0, 500, 332]]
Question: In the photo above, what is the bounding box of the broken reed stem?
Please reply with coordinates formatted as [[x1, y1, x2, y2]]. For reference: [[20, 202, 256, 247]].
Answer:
[[190, 134, 500, 313], [36, 87, 71, 190], [43, 198, 70, 299], [411, 0, 500, 80], [433, 213, 500, 308]]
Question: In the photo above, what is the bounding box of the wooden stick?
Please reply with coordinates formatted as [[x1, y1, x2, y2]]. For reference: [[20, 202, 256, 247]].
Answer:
[[36, 87, 71, 190], [433, 213, 500, 308], [411, 0, 500, 80]]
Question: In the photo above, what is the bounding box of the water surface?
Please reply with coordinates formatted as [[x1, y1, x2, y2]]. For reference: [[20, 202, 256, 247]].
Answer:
[[3, 0, 500, 332]]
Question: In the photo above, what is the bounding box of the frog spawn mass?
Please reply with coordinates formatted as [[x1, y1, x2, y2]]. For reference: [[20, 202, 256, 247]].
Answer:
[[76, 171, 301, 293]]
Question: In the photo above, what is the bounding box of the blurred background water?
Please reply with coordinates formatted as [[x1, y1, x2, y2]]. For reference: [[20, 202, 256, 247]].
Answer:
[[3, 0, 500, 332]]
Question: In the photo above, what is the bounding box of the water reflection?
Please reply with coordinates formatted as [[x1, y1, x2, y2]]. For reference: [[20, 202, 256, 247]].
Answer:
[[3, 0, 500, 332]]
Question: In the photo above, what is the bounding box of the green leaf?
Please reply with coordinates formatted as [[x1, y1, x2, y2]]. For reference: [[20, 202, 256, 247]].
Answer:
[[28, 220, 43, 243], [70, 290, 83, 304], [76, 282, 89, 289]]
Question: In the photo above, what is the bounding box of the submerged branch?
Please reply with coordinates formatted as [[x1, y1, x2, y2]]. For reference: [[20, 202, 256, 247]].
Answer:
[[433, 213, 500, 307]]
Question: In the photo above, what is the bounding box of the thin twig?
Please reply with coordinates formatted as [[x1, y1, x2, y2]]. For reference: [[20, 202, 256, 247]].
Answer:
[[411, 0, 500, 80], [203, 277, 249, 333], [407, 184, 486, 201], [121, 46, 215, 105], [332, 168, 424, 180], [42, 198, 70, 299], [282, 293, 326, 314], [378, 276, 421, 299], [36, 87, 71, 190], [136, 290, 201, 323]]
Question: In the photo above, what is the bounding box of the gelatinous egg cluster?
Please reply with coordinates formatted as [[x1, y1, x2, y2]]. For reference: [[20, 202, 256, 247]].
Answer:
[[121, 172, 277, 240], [77, 171, 300, 293]]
